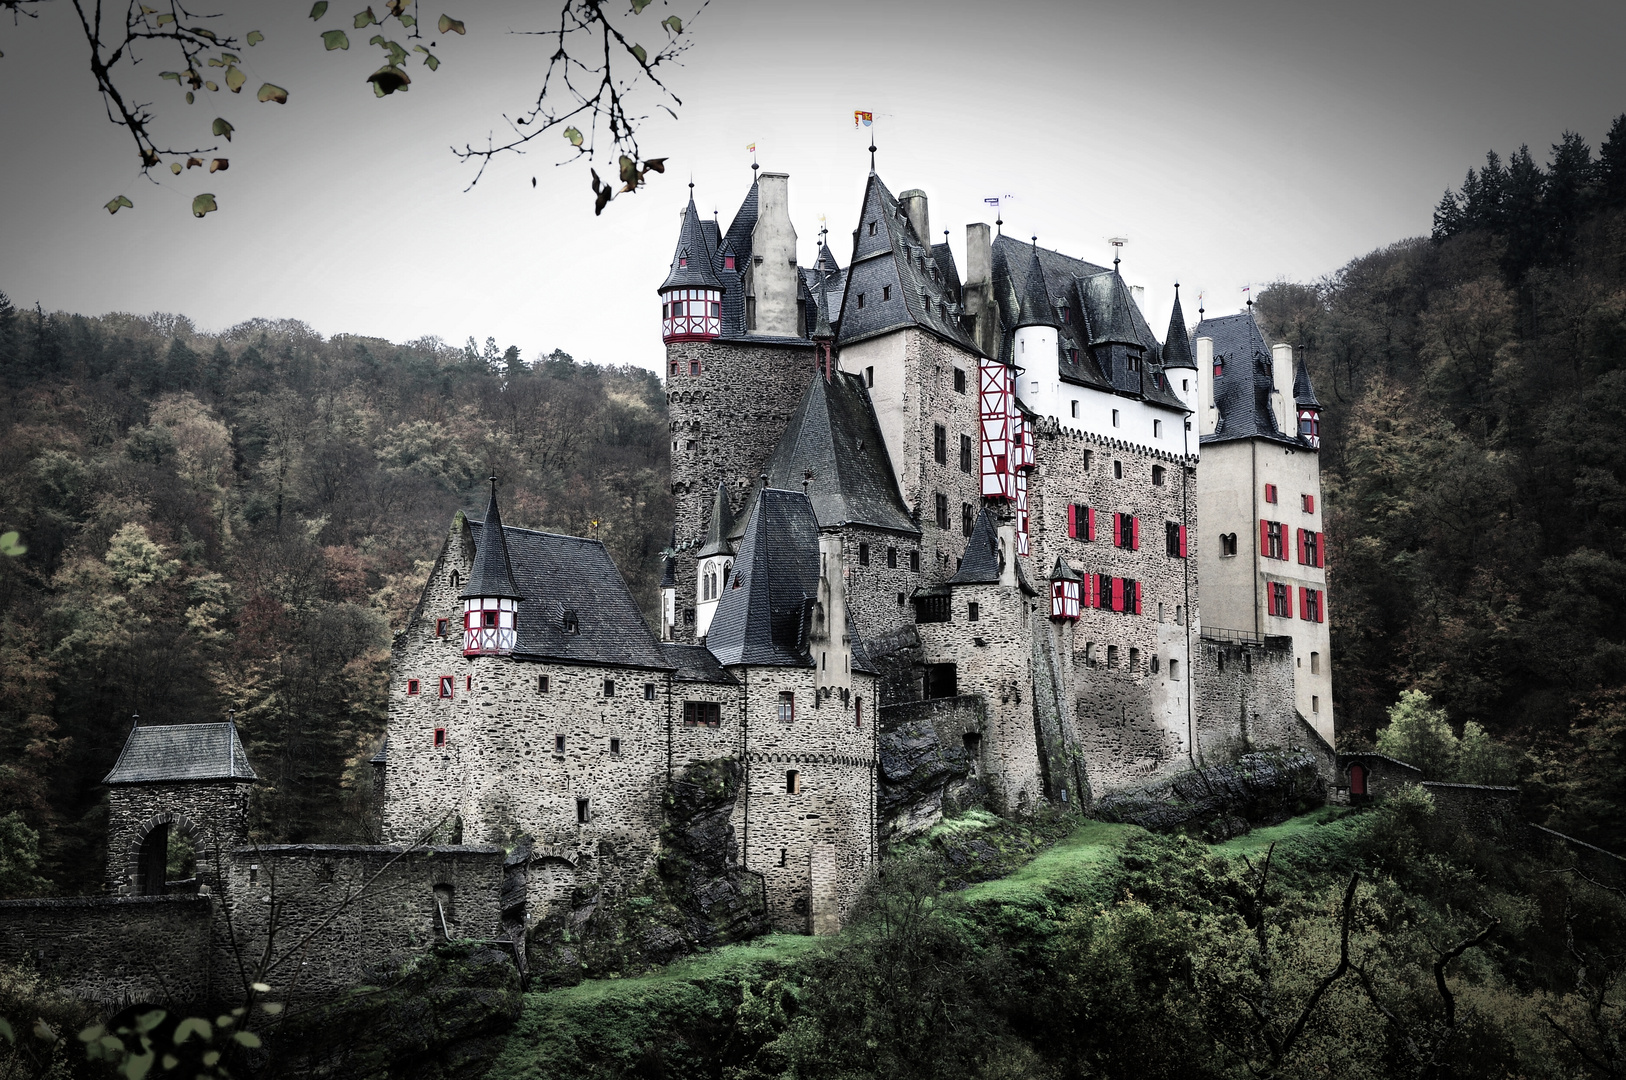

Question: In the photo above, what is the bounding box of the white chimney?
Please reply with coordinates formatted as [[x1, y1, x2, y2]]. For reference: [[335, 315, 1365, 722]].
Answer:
[[1271, 343, 1294, 434], [899, 189, 930, 246], [1196, 336, 1217, 436], [750, 173, 799, 338]]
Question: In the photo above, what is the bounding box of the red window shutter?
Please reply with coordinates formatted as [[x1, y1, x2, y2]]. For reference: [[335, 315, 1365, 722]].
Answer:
[[1318, 590, 1326, 622], [1131, 516, 1140, 550], [1297, 528, 1306, 565], [1178, 524, 1188, 558], [1299, 586, 1309, 620], [1317, 532, 1326, 568], [1113, 512, 1123, 548], [1284, 584, 1294, 618], [1086, 507, 1096, 541], [1267, 583, 1277, 616], [1133, 580, 1143, 615], [1260, 519, 1270, 558], [1068, 504, 1077, 538], [1111, 577, 1123, 612]]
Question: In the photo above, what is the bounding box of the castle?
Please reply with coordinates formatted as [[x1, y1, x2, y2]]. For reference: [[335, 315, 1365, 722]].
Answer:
[[2, 162, 1340, 1003], [377, 164, 1335, 934]]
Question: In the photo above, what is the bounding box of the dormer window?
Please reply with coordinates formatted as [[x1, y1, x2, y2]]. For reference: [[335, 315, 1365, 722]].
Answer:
[[882, 285, 891, 301], [563, 610, 579, 634], [724, 255, 735, 270], [678, 256, 687, 267], [868, 221, 877, 236], [1061, 306, 1070, 324]]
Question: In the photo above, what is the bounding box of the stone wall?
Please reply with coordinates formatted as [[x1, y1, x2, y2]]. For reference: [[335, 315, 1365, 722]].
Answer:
[[216, 844, 507, 997], [666, 338, 816, 639], [1191, 635, 1304, 765], [877, 695, 983, 840], [1092, 750, 1325, 839], [839, 523, 925, 645], [736, 668, 877, 932], [0, 895, 215, 1006], [1421, 782, 1521, 836], [106, 779, 253, 894]]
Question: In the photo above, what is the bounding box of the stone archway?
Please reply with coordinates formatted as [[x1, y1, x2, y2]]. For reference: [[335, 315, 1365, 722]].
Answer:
[[124, 812, 207, 895]]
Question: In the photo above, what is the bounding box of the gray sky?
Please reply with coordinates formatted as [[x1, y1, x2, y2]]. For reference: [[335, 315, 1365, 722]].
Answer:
[[3, 0, 1623, 371]]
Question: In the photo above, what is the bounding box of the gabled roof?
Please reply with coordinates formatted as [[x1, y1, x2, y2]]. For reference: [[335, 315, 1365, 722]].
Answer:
[[704, 489, 821, 667], [1294, 356, 1321, 408], [462, 483, 524, 601], [105, 722, 256, 785], [696, 482, 737, 558], [836, 173, 981, 353], [950, 508, 1004, 585], [1195, 311, 1303, 448], [659, 643, 739, 685], [1162, 286, 1194, 369], [468, 520, 670, 669], [659, 196, 724, 292], [764, 370, 919, 536]]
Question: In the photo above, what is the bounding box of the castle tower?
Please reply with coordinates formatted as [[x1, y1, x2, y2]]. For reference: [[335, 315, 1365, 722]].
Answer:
[[1162, 284, 1198, 419], [461, 478, 523, 655], [1294, 356, 1322, 448], [664, 176, 818, 641], [693, 482, 736, 640], [1012, 241, 1059, 417]]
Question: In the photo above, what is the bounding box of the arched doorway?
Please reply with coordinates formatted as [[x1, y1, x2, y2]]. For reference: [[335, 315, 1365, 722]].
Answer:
[[136, 823, 169, 895], [130, 815, 201, 895]]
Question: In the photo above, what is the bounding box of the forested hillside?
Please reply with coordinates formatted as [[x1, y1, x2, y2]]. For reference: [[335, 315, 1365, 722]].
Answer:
[[0, 309, 670, 893], [1257, 114, 1626, 852]]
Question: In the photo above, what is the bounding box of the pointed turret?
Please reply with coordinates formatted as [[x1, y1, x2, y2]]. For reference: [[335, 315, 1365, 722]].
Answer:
[[659, 190, 724, 343], [1294, 356, 1322, 447], [696, 482, 737, 558], [462, 477, 523, 655], [1162, 285, 1194, 369], [1049, 555, 1083, 621], [1014, 242, 1056, 330], [694, 481, 738, 640]]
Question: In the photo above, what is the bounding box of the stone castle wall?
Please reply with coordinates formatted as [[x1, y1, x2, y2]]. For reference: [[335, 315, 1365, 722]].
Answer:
[[106, 779, 253, 894], [1191, 636, 1303, 765], [0, 895, 215, 1006], [667, 338, 815, 640], [838, 523, 925, 645]]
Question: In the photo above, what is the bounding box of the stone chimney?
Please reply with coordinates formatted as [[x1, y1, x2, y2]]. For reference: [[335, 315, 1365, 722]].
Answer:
[[1196, 336, 1217, 436], [1271, 343, 1294, 434], [750, 172, 799, 338], [813, 533, 851, 700], [899, 189, 930, 246], [964, 223, 996, 357]]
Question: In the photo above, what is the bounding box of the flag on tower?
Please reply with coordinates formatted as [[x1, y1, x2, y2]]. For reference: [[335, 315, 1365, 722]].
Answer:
[[746, 143, 755, 152], [854, 111, 873, 128]]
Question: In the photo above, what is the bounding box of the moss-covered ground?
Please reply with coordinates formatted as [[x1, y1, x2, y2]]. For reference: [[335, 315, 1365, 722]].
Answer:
[[486, 809, 1348, 1080]]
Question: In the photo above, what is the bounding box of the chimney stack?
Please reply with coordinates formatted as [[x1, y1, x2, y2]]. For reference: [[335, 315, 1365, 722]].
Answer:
[[964, 223, 996, 356], [750, 173, 799, 338], [899, 189, 930, 247], [1271, 343, 1294, 434], [1196, 337, 1217, 436]]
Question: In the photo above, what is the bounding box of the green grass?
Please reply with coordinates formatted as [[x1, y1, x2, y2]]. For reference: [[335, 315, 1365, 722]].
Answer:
[[534, 933, 818, 1004], [1209, 806, 1362, 860], [958, 819, 1142, 903]]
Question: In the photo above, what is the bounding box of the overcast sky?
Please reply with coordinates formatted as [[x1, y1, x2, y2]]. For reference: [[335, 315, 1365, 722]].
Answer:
[[2, 0, 1623, 371]]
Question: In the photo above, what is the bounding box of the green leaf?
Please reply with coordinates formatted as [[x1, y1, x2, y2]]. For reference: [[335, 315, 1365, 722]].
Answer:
[[133, 1012, 165, 1035], [104, 195, 134, 215], [185, 91, 195, 104], [160, 71, 182, 83], [259, 1002, 285, 1015], [202, 1050, 221, 1067], [437, 14, 465, 34], [174, 1017, 211, 1042], [191, 27, 218, 42], [399, 13, 415, 26], [156, 12, 173, 24], [232, 1031, 263, 1049], [32, 1020, 56, 1043], [207, 57, 224, 67], [630, 43, 646, 65], [250, 983, 272, 994], [413, 45, 439, 70], [192, 193, 219, 218], [257, 82, 289, 103], [354, 7, 378, 27], [120, 1049, 154, 1080], [310, 1, 328, 18], [225, 65, 246, 92], [366, 63, 410, 94], [630, 0, 651, 12], [221, 52, 240, 62], [247, 30, 264, 45], [211, 116, 233, 139], [322, 29, 350, 49], [662, 15, 681, 32], [563, 126, 583, 147]]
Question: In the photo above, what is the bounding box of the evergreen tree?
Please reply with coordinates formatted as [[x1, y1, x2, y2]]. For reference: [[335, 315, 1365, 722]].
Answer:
[[203, 341, 233, 395], [1598, 112, 1626, 210], [1499, 145, 1547, 280], [164, 337, 201, 391], [1543, 131, 1594, 262], [1431, 188, 1464, 240]]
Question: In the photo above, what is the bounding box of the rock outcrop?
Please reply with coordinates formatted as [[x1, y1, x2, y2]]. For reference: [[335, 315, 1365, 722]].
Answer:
[[1091, 751, 1325, 839]]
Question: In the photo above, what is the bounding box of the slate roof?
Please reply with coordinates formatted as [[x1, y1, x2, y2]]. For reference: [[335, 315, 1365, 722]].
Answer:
[[950, 508, 1004, 584], [659, 643, 739, 685], [990, 235, 1186, 411], [704, 488, 821, 667], [104, 722, 256, 785], [1015, 242, 1057, 330], [716, 181, 758, 337], [462, 484, 524, 601], [836, 172, 981, 353], [764, 370, 919, 536], [1294, 357, 1321, 408], [1050, 556, 1082, 581], [1195, 311, 1304, 448], [467, 519, 671, 670], [659, 196, 724, 292], [370, 735, 389, 765], [1163, 286, 1194, 370], [696, 482, 738, 558]]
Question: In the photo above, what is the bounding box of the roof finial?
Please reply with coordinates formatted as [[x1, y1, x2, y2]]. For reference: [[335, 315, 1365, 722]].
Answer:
[[489, 474, 499, 498], [131, 712, 140, 729], [1108, 236, 1127, 272]]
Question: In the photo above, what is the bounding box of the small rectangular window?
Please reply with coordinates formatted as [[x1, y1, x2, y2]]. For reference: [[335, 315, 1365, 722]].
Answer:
[[1221, 533, 1238, 557], [960, 434, 973, 473], [1152, 465, 1165, 486], [868, 221, 877, 236], [777, 692, 795, 723], [785, 770, 800, 794], [1071, 400, 1079, 418], [603, 679, 616, 697], [865, 366, 874, 387], [407, 679, 420, 695], [643, 682, 656, 700], [1312, 695, 1320, 713], [435, 618, 448, 637], [538, 674, 550, 693], [934, 424, 947, 464], [1311, 651, 1321, 674], [910, 550, 921, 573], [1169, 658, 1180, 680], [954, 368, 966, 393], [1303, 493, 1315, 514], [555, 734, 566, 753], [887, 546, 898, 569], [1265, 483, 1278, 503], [859, 542, 870, 566], [576, 798, 590, 824], [466, 674, 473, 691], [857, 293, 866, 309], [1107, 644, 1119, 668], [724, 254, 736, 270], [1154, 419, 1163, 437], [968, 601, 979, 622], [689, 359, 700, 376], [1112, 409, 1120, 427], [1113, 460, 1123, 479], [434, 727, 446, 747], [1129, 647, 1140, 671], [882, 285, 892, 301], [439, 675, 454, 699], [935, 492, 949, 529], [962, 503, 974, 537], [609, 737, 622, 755], [683, 700, 722, 727]]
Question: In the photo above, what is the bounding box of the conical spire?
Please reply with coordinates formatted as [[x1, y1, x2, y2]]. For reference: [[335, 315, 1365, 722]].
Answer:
[[696, 481, 737, 558], [1014, 240, 1056, 330], [659, 193, 724, 293], [462, 477, 524, 601], [1049, 555, 1082, 581], [812, 266, 836, 342], [1294, 355, 1321, 408], [1162, 284, 1195, 369]]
